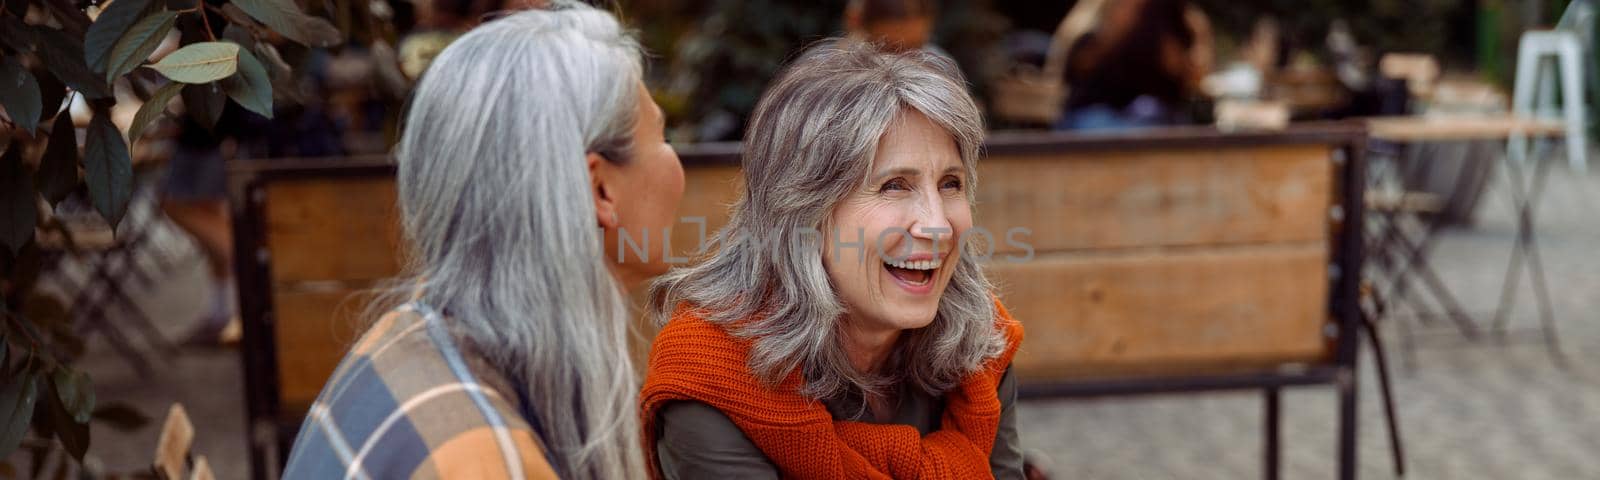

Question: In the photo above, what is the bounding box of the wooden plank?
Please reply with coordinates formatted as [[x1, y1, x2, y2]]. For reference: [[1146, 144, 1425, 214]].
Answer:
[[189, 457, 215, 480], [153, 404, 194, 480], [1366, 115, 1566, 142], [614, 146, 1334, 259], [275, 286, 664, 410], [256, 142, 1340, 396], [974, 145, 1331, 255], [988, 243, 1330, 380], [666, 164, 741, 260], [264, 177, 404, 283], [272, 289, 372, 411]]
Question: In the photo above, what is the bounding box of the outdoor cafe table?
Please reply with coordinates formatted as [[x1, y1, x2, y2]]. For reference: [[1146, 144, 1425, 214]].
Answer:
[[1362, 115, 1567, 360]]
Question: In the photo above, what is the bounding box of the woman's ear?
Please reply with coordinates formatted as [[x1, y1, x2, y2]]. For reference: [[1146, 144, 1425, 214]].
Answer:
[[589, 152, 620, 229]]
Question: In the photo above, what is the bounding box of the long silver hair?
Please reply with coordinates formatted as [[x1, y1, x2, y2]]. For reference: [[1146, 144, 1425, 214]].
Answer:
[[377, 4, 646, 478], [648, 40, 1006, 400]]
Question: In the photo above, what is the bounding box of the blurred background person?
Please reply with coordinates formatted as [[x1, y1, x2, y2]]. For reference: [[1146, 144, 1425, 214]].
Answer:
[[398, 0, 492, 79], [159, 116, 242, 347], [844, 0, 941, 55], [1057, 0, 1213, 130]]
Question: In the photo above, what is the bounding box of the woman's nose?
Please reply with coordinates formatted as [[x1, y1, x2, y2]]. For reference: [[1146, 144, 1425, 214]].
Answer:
[[909, 192, 952, 242]]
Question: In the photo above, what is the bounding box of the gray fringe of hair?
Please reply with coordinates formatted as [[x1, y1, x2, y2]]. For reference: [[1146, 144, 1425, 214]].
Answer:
[[648, 40, 1006, 400], [371, 4, 646, 479]]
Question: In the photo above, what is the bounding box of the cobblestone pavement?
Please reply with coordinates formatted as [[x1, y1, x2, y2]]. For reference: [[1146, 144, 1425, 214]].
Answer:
[[40, 160, 1600, 479]]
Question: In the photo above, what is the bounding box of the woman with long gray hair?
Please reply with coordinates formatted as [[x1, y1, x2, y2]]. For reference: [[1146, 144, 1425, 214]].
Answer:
[[641, 40, 1024, 479], [283, 3, 683, 479]]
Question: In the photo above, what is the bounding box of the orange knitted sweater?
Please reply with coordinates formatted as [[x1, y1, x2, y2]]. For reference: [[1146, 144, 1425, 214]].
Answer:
[[640, 299, 1025, 479]]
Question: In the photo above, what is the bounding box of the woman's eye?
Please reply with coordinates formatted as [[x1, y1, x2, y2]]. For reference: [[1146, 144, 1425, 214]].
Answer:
[[941, 177, 963, 191], [882, 178, 911, 192]]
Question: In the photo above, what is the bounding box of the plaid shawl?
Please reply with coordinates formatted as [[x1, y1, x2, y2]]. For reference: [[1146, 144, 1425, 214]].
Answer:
[[283, 303, 557, 479]]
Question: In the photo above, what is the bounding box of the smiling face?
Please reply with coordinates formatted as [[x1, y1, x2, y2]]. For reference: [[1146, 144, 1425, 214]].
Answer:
[[823, 109, 971, 339]]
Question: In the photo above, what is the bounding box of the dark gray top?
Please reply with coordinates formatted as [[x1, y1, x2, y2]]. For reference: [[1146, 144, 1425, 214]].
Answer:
[[654, 367, 1023, 479]]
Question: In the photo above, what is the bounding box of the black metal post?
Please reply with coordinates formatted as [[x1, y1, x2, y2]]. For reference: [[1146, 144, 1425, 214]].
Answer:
[[233, 181, 280, 480], [1362, 312, 1407, 477], [1264, 387, 1281, 480], [1337, 138, 1368, 480]]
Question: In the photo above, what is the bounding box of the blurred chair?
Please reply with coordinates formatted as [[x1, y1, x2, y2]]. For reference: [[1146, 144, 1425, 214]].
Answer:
[[38, 178, 180, 377], [1509, 0, 1593, 172]]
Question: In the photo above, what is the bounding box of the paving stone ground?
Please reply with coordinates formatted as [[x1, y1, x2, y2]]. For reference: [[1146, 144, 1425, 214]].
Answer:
[[31, 157, 1600, 479]]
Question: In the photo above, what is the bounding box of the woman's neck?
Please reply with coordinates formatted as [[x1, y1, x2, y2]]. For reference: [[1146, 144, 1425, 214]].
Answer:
[[605, 259, 643, 293], [841, 321, 902, 375]]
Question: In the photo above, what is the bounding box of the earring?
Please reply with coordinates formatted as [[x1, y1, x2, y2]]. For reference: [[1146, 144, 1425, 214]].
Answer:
[[612, 212, 619, 226]]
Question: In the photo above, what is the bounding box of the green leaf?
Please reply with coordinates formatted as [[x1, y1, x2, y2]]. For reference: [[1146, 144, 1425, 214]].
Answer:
[[0, 56, 41, 134], [255, 42, 298, 103], [35, 113, 79, 206], [0, 17, 33, 54], [32, 67, 65, 125], [0, 371, 37, 459], [230, 0, 342, 47], [104, 10, 178, 83], [291, 15, 341, 47], [30, 26, 113, 99], [128, 81, 183, 143], [23, 294, 77, 360], [219, 4, 259, 30], [0, 145, 37, 254], [146, 41, 238, 83], [222, 22, 253, 46], [181, 82, 225, 131], [90, 403, 150, 431], [41, 377, 87, 461], [83, 111, 133, 227], [41, 0, 93, 34], [221, 45, 272, 118], [5, 248, 43, 307], [50, 369, 93, 425], [84, 0, 153, 73]]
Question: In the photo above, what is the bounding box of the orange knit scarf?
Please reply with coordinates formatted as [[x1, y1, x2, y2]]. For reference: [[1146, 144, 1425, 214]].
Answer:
[[640, 299, 1025, 479]]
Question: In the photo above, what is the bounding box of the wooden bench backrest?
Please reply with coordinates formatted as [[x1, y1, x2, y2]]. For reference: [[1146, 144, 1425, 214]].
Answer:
[[252, 140, 1338, 410], [669, 145, 1335, 380], [978, 145, 1333, 379], [261, 176, 402, 410]]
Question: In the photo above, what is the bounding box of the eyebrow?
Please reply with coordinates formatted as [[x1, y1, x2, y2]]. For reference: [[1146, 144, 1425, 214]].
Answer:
[[871, 165, 964, 181]]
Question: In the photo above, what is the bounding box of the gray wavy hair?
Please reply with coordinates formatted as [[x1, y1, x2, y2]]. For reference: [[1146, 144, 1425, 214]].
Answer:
[[375, 4, 646, 479], [648, 40, 1006, 400]]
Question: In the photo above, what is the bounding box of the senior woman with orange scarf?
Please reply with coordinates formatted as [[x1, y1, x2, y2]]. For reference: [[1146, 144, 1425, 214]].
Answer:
[[641, 40, 1024, 479]]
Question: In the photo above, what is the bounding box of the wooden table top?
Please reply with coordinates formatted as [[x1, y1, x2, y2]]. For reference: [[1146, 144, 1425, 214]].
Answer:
[[1366, 115, 1567, 142]]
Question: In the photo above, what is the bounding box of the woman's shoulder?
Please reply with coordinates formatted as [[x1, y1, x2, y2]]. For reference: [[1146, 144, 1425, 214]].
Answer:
[[650, 303, 751, 359], [992, 296, 1025, 344], [647, 303, 754, 378], [287, 307, 556, 479], [982, 297, 1026, 376], [654, 401, 781, 478], [411, 426, 559, 479]]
